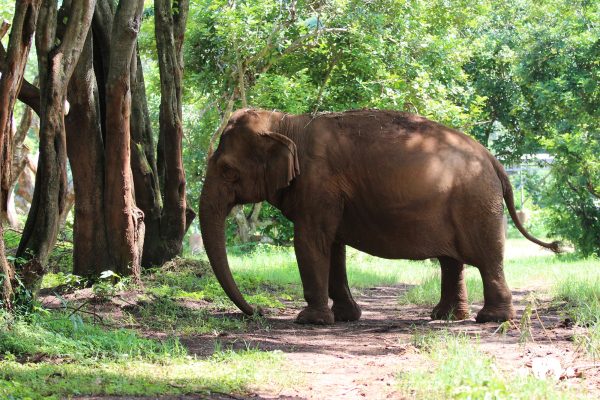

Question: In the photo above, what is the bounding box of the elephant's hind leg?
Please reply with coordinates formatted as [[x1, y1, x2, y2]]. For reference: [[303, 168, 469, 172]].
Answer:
[[431, 257, 470, 320], [329, 242, 361, 322], [474, 258, 516, 323]]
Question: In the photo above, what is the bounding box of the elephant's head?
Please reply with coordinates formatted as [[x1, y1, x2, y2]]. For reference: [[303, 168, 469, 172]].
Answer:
[[199, 109, 299, 315]]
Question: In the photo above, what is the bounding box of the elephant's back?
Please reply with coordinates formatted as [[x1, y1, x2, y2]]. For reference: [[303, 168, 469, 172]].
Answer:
[[309, 110, 499, 201], [318, 111, 504, 259]]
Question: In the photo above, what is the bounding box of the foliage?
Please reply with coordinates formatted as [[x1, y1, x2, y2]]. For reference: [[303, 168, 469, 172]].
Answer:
[[467, 0, 600, 255], [0, 269, 37, 315], [166, 0, 600, 253]]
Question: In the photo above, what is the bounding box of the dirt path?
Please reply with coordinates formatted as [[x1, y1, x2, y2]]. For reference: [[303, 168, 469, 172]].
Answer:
[[180, 286, 600, 399]]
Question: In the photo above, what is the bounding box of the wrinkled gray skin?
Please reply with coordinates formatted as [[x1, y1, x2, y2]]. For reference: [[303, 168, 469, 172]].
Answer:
[[199, 108, 560, 325]]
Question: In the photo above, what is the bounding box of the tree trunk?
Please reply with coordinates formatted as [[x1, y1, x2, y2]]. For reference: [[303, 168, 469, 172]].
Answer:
[[130, 49, 164, 267], [65, 29, 111, 276], [232, 203, 263, 243], [103, 0, 145, 278], [4, 103, 34, 228], [16, 1, 95, 290], [0, 1, 42, 309], [137, 0, 192, 266]]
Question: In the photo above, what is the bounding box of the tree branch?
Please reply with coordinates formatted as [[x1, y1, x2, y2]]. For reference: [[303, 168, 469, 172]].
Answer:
[[57, 0, 97, 85], [257, 27, 348, 75], [312, 51, 340, 114], [0, 20, 9, 39], [208, 90, 236, 157], [0, 42, 40, 115]]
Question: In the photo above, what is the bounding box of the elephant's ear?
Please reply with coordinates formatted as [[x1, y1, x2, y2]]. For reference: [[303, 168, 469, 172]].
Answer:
[[259, 131, 300, 195]]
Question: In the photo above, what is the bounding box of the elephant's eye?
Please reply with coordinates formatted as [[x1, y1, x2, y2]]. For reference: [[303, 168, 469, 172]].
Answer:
[[221, 163, 239, 182]]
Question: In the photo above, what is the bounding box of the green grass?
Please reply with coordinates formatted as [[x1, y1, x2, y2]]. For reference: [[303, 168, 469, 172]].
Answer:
[[5, 238, 600, 398], [400, 272, 484, 306], [0, 310, 288, 399], [553, 277, 600, 358], [132, 296, 267, 335], [0, 310, 185, 362], [0, 348, 285, 399], [399, 330, 584, 400], [226, 244, 438, 288], [144, 257, 295, 310], [399, 241, 600, 308], [554, 277, 600, 325]]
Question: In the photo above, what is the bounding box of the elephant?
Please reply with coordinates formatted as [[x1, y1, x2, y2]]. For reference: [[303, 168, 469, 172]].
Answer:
[[199, 108, 560, 325]]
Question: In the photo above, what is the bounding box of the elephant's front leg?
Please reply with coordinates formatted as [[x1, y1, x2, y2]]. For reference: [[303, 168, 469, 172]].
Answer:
[[294, 225, 335, 325], [329, 242, 361, 321]]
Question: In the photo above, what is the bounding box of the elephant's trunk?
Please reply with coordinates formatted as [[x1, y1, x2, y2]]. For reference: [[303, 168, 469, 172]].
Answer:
[[199, 179, 254, 316]]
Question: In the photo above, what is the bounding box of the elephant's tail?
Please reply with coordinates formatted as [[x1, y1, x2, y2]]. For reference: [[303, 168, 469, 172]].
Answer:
[[491, 157, 562, 253]]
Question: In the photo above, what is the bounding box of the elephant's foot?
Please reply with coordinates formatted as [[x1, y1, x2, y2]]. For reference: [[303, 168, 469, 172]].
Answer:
[[475, 304, 516, 323], [332, 300, 362, 322], [431, 302, 470, 321], [295, 306, 334, 325]]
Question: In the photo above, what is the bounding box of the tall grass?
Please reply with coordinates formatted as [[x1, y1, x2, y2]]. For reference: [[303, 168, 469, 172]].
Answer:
[[554, 277, 600, 358]]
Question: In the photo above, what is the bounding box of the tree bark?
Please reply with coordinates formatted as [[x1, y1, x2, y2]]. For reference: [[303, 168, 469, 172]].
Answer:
[[65, 29, 111, 276], [130, 48, 163, 267], [16, 1, 95, 288], [0, 39, 40, 116], [0, 1, 42, 309], [136, 0, 193, 266], [103, 0, 145, 278]]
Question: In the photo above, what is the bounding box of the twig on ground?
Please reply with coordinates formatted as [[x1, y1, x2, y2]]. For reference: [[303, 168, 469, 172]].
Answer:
[[534, 306, 553, 343]]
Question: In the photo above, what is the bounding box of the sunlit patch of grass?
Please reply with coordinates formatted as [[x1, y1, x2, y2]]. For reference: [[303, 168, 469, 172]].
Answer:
[[397, 241, 599, 308], [503, 253, 599, 289], [346, 252, 436, 288], [225, 244, 437, 289], [0, 310, 184, 362], [0, 309, 290, 398], [144, 260, 295, 311], [399, 330, 582, 399], [0, 348, 286, 399], [400, 272, 484, 306]]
